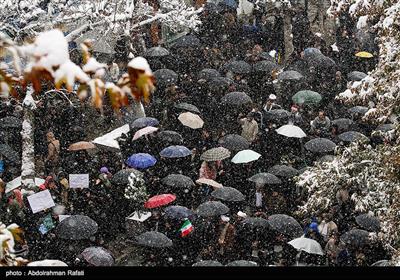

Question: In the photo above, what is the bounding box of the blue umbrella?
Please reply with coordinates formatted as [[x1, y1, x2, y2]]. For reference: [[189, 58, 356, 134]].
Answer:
[[126, 153, 157, 169], [131, 117, 159, 128], [164, 206, 195, 221], [160, 145, 192, 158]]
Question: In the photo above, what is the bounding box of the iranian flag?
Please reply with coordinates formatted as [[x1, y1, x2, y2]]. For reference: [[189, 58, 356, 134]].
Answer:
[[179, 219, 194, 237]]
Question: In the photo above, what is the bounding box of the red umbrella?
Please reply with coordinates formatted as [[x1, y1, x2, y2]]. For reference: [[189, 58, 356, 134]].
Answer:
[[144, 194, 176, 209]]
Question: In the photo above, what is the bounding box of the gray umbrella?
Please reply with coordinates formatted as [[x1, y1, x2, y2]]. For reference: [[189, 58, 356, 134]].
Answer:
[[111, 169, 143, 186], [154, 69, 178, 87], [211, 187, 245, 202], [131, 117, 159, 128], [278, 70, 304, 81], [264, 109, 290, 122], [192, 260, 223, 267], [348, 106, 368, 115], [371, 260, 391, 266], [340, 229, 370, 247], [267, 165, 299, 178], [226, 260, 258, 266], [81, 247, 114, 266], [200, 147, 231, 161], [306, 54, 336, 69], [160, 145, 192, 158], [172, 35, 200, 49], [375, 123, 395, 132], [143, 46, 170, 58], [157, 130, 183, 144], [355, 214, 381, 232], [198, 68, 221, 81], [221, 91, 253, 106], [268, 214, 303, 239], [259, 52, 275, 61], [218, 134, 250, 151], [55, 215, 98, 240], [222, 60, 252, 74], [305, 138, 337, 153], [174, 102, 201, 114], [332, 118, 354, 132], [161, 174, 195, 190], [207, 77, 234, 93], [253, 61, 280, 74], [241, 217, 269, 231], [338, 131, 369, 143], [196, 201, 229, 217], [348, 71, 367, 81], [0, 144, 20, 162], [0, 116, 22, 128], [248, 173, 282, 185], [135, 231, 173, 248]]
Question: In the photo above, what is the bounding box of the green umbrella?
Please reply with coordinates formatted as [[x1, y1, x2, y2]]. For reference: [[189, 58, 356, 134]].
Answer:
[[292, 90, 322, 105]]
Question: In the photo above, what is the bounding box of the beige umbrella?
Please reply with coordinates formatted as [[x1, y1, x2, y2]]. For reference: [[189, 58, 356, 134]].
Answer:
[[68, 141, 96, 151], [200, 147, 231, 161], [178, 112, 204, 129], [133, 126, 159, 140], [196, 178, 223, 189]]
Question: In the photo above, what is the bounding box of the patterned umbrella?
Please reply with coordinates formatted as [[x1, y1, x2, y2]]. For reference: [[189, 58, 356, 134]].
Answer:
[[178, 112, 204, 129], [305, 138, 337, 153], [144, 194, 176, 209], [157, 130, 183, 144], [222, 60, 252, 74], [218, 134, 250, 151], [136, 231, 172, 248], [143, 46, 170, 57], [161, 174, 195, 189], [200, 147, 231, 161], [81, 247, 114, 266], [221, 91, 253, 106], [67, 141, 96, 151], [111, 169, 143, 186], [268, 165, 299, 178], [248, 173, 282, 185], [132, 126, 158, 140], [55, 215, 98, 240], [125, 153, 157, 169], [131, 117, 159, 129], [160, 145, 192, 158], [196, 201, 229, 217], [211, 187, 245, 202]]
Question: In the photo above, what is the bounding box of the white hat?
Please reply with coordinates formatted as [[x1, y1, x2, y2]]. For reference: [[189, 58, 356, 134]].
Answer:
[[269, 94, 277, 100], [237, 211, 247, 218], [221, 215, 230, 222]]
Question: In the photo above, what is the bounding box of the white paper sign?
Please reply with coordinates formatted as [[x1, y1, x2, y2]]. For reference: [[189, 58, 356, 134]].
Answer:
[[27, 190, 55, 214], [59, 215, 71, 222], [69, 174, 89, 189]]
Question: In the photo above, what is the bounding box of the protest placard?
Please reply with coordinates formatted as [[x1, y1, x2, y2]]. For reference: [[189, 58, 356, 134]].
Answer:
[[69, 174, 89, 189], [27, 190, 55, 214], [59, 215, 71, 222]]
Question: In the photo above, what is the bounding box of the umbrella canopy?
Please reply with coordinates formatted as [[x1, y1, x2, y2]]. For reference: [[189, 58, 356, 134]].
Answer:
[[0, 116, 22, 128], [0, 144, 20, 162], [136, 231, 172, 248], [278, 70, 304, 81], [81, 247, 114, 266], [348, 71, 367, 81], [192, 260, 223, 267], [268, 165, 299, 178], [164, 205, 195, 221], [248, 173, 282, 185], [276, 124, 306, 138], [375, 123, 395, 132], [207, 77, 233, 93], [144, 194, 176, 209], [111, 169, 143, 186], [268, 214, 303, 239], [211, 186, 245, 202], [171, 34, 200, 49], [200, 147, 231, 162], [55, 215, 98, 240], [174, 102, 201, 114], [305, 138, 337, 153], [252, 60, 279, 74], [288, 237, 324, 255], [241, 217, 269, 231], [231, 149, 261, 164], [355, 51, 373, 58], [126, 153, 157, 169], [67, 141, 96, 151], [371, 260, 391, 266], [340, 229, 370, 247], [218, 134, 250, 151], [27, 260, 68, 266], [198, 68, 221, 81], [348, 106, 368, 115], [292, 90, 322, 106], [131, 117, 159, 129], [178, 112, 204, 129], [143, 46, 170, 57], [338, 131, 369, 143], [196, 178, 223, 189], [157, 130, 183, 144], [222, 60, 252, 74], [154, 69, 178, 87], [332, 118, 354, 132], [259, 51, 275, 61], [226, 260, 258, 266], [132, 126, 159, 140], [221, 91, 253, 106], [161, 174, 195, 190], [160, 145, 192, 158], [304, 47, 322, 59], [264, 109, 290, 122], [355, 214, 381, 232], [196, 201, 229, 217], [306, 54, 336, 69]]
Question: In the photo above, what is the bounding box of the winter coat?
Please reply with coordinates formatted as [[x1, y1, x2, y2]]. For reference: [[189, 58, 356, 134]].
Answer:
[[239, 118, 259, 143]]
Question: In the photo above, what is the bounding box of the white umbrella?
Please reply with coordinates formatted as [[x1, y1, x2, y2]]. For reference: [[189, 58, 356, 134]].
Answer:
[[133, 126, 159, 140], [276, 124, 306, 138], [5, 176, 45, 193], [231, 149, 261, 164], [288, 237, 324, 256], [28, 259, 68, 266], [178, 112, 204, 129]]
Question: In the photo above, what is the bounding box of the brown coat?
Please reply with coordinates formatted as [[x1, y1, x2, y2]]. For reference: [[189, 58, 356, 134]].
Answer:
[[46, 140, 60, 164], [218, 223, 236, 253]]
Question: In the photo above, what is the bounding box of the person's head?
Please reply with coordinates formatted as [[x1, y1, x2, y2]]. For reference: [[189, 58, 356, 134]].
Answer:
[[268, 94, 277, 104], [46, 131, 55, 142], [318, 111, 325, 120], [291, 104, 299, 113], [335, 71, 342, 80], [331, 124, 339, 135], [246, 113, 254, 122], [100, 167, 110, 174]]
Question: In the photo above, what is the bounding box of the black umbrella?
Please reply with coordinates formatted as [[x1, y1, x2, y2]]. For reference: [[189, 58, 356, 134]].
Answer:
[[252, 61, 279, 74], [355, 214, 381, 232], [347, 71, 367, 81], [305, 138, 337, 153], [157, 130, 183, 144], [267, 165, 299, 179], [143, 46, 170, 58], [174, 102, 201, 114], [198, 68, 221, 81], [248, 172, 282, 185], [222, 60, 252, 75], [0, 144, 20, 162], [332, 118, 354, 132], [218, 134, 250, 151], [154, 69, 178, 87], [241, 217, 269, 231], [131, 117, 159, 129], [0, 116, 22, 128], [192, 260, 223, 267], [81, 247, 114, 266], [161, 174, 195, 190], [196, 201, 229, 217], [264, 109, 290, 122], [111, 169, 143, 186], [306, 54, 336, 69], [55, 215, 98, 240], [172, 35, 200, 49], [221, 91, 253, 106], [207, 77, 234, 93], [340, 229, 370, 247], [226, 260, 258, 266], [164, 205, 195, 221], [267, 214, 303, 239], [338, 131, 369, 143], [135, 231, 173, 248], [375, 124, 395, 132], [277, 70, 304, 81], [211, 187, 245, 202]]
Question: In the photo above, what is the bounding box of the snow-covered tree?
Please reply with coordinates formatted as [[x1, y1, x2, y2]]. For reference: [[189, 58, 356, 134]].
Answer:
[[125, 172, 149, 212]]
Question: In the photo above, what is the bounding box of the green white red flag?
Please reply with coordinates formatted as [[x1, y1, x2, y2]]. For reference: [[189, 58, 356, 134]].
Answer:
[[179, 219, 194, 237]]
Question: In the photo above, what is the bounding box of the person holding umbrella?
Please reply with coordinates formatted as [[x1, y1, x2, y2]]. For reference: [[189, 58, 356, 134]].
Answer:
[[310, 111, 331, 137], [263, 94, 282, 112]]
